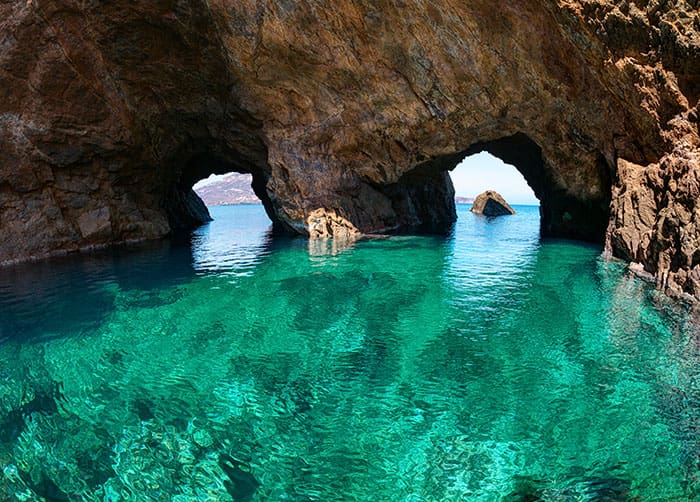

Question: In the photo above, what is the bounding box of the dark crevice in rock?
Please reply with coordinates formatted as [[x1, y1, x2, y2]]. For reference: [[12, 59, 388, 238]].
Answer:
[[250, 170, 291, 235], [164, 185, 212, 232]]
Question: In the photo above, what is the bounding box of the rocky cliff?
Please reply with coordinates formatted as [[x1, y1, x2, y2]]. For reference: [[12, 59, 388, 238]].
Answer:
[[0, 0, 698, 298]]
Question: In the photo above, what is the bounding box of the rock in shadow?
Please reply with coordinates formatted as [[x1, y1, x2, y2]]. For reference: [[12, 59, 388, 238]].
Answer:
[[470, 190, 516, 216], [219, 453, 260, 502]]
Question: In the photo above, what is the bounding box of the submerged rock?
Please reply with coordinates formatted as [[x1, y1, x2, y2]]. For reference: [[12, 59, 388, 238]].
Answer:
[[219, 454, 260, 502], [470, 191, 516, 217]]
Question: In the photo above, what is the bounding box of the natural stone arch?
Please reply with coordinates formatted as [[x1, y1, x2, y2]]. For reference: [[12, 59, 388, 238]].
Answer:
[[462, 134, 612, 243], [359, 133, 612, 243], [0, 0, 698, 298], [167, 152, 279, 233], [258, 128, 614, 244]]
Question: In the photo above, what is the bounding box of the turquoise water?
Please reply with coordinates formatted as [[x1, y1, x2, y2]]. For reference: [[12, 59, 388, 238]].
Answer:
[[1, 204, 699, 500]]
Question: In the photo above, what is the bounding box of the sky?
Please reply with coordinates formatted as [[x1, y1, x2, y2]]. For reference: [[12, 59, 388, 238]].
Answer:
[[450, 152, 539, 205], [194, 151, 540, 206]]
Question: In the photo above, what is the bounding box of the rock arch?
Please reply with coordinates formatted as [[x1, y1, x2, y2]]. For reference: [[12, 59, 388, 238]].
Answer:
[[0, 0, 698, 297], [462, 134, 612, 242], [359, 133, 612, 242]]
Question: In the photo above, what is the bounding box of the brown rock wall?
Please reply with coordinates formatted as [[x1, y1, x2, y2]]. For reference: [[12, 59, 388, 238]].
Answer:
[[0, 0, 699, 298]]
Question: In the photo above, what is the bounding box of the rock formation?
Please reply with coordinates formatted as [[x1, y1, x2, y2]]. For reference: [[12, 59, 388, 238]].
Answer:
[[0, 0, 698, 298], [471, 191, 516, 217]]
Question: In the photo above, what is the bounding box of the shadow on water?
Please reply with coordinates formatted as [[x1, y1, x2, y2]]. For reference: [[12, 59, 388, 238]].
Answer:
[[219, 454, 260, 502], [0, 239, 199, 344], [0, 225, 286, 344], [0, 204, 529, 346]]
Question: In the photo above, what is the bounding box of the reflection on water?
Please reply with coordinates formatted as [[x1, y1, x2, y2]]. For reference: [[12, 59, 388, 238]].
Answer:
[[0, 204, 699, 499], [307, 236, 358, 257], [191, 206, 274, 274]]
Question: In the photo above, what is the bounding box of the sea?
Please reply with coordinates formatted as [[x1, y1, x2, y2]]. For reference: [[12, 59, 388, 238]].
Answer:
[[0, 203, 698, 500]]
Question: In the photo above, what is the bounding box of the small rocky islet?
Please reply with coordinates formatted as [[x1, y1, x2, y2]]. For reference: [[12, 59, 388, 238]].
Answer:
[[470, 190, 516, 217]]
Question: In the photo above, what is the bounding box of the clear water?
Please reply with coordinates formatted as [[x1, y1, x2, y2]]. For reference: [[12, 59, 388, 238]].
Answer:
[[1, 204, 699, 500]]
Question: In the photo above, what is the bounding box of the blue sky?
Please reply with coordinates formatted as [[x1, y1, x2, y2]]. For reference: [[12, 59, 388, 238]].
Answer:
[[450, 152, 539, 205]]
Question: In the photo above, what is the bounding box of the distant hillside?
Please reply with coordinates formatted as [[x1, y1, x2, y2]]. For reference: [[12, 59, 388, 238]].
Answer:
[[193, 173, 261, 205], [455, 196, 474, 204], [195, 173, 476, 206]]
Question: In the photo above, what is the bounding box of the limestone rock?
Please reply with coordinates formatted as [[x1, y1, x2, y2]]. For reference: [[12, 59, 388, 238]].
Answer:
[[471, 191, 516, 217], [0, 0, 698, 299]]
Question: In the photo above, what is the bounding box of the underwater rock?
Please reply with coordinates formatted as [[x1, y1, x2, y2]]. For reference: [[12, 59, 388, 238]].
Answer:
[[504, 476, 544, 501], [133, 398, 156, 421], [17, 470, 70, 502], [470, 191, 516, 217], [0, 383, 64, 442], [219, 454, 260, 502], [579, 476, 631, 500]]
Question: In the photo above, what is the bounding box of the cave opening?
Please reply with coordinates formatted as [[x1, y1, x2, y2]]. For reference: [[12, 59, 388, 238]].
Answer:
[[160, 135, 611, 248], [162, 152, 280, 236], [449, 151, 539, 207], [467, 133, 612, 244], [457, 134, 612, 244], [383, 133, 611, 244]]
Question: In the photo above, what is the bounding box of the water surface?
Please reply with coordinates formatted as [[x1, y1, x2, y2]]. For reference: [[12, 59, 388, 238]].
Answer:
[[0, 204, 699, 500]]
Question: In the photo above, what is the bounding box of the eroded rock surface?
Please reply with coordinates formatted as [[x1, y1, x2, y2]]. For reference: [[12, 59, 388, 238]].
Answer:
[[471, 191, 516, 217], [0, 0, 698, 297]]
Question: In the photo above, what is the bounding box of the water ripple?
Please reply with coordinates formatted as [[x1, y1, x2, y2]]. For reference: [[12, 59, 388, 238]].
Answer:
[[0, 205, 697, 499]]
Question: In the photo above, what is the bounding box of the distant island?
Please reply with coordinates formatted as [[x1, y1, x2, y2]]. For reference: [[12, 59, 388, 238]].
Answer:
[[193, 173, 262, 206], [455, 196, 475, 204], [195, 173, 475, 206]]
